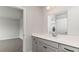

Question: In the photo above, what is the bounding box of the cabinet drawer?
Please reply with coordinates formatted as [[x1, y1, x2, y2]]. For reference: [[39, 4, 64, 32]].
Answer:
[[38, 38, 58, 48], [59, 44, 79, 52], [38, 41, 58, 52]]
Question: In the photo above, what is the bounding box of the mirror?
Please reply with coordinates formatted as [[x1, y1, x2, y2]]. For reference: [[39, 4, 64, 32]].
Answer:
[[55, 11, 68, 35], [48, 7, 69, 36]]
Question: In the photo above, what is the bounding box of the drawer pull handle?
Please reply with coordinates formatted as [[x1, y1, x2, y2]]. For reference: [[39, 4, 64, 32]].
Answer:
[[43, 46, 47, 48], [64, 48, 74, 52]]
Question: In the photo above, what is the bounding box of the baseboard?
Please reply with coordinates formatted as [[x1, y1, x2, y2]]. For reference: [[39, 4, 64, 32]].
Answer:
[[0, 34, 19, 40]]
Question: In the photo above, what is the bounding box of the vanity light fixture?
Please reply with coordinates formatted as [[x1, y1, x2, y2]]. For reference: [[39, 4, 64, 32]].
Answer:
[[46, 6, 51, 10]]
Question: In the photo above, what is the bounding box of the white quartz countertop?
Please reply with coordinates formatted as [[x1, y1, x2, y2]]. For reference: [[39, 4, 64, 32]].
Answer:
[[32, 33, 79, 48]]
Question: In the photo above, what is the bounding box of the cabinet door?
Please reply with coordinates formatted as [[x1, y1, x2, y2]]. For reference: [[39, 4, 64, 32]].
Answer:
[[37, 41, 45, 52], [32, 37, 38, 52], [38, 44, 45, 52]]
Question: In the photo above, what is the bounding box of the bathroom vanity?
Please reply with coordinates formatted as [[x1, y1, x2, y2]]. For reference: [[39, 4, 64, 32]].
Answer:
[[32, 7, 79, 52], [32, 33, 79, 52]]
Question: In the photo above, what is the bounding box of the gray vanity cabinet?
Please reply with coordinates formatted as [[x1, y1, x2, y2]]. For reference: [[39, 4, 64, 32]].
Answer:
[[32, 37, 38, 52], [32, 36, 79, 52], [32, 37, 58, 52], [58, 44, 79, 52]]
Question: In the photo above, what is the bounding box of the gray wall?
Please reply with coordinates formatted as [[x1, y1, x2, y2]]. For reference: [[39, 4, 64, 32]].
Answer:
[[0, 7, 23, 52], [0, 7, 23, 40], [0, 38, 23, 52]]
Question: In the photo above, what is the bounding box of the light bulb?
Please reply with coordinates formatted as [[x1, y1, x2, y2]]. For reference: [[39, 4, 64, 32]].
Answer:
[[46, 6, 51, 10]]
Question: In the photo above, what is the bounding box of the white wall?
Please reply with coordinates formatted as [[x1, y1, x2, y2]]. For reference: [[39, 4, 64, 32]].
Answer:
[[23, 7, 44, 52], [47, 6, 71, 15], [0, 7, 23, 40], [68, 7, 79, 35], [42, 7, 48, 34]]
